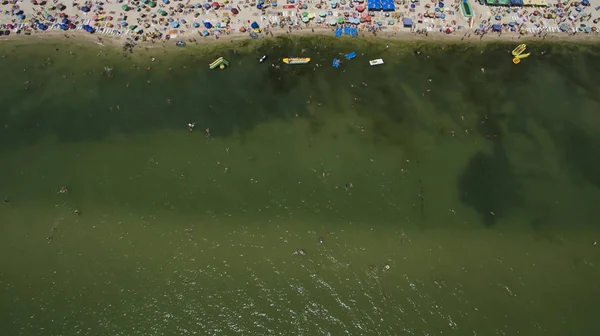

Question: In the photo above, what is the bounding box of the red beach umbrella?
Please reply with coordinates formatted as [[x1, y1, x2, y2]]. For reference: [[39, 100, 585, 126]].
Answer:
[[212, 2, 219, 8], [231, 8, 238, 14]]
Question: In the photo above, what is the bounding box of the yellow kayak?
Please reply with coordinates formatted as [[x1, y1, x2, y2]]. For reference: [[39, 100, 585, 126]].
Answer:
[[512, 44, 527, 56], [283, 57, 311, 65], [516, 53, 530, 59]]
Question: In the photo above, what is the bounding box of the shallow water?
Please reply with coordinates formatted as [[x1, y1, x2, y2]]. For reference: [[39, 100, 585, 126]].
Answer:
[[0, 37, 599, 335]]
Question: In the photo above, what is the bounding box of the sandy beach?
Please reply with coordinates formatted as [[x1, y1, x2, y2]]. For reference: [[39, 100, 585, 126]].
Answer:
[[1, 0, 600, 47]]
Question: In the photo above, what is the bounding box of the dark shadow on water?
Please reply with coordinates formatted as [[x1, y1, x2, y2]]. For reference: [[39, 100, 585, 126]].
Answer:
[[458, 144, 521, 227]]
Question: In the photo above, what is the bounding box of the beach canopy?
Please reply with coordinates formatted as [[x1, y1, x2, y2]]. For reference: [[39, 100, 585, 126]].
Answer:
[[510, 0, 523, 5], [251, 21, 259, 29], [403, 17, 413, 27]]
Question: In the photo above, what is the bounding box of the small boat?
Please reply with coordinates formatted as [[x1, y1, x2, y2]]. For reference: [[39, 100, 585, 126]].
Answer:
[[259, 55, 267, 63], [332, 58, 341, 68], [460, 0, 473, 18], [345, 51, 356, 60], [369, 58, 384, 66], [283, 57, 311, 64]]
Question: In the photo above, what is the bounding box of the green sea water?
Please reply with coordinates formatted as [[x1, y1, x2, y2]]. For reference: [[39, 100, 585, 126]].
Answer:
[[0, 36, 599, 335]]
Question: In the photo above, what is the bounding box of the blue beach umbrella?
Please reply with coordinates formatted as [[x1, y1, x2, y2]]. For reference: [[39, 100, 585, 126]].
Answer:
[[171, 22, 179, 28], [121, 21, 128, 26], [204, 21, 212, 28], [163, 0, 169, 3], [203, 3, 211, 9], [193, 22, 199, 28], [62, 18, 68, 24], [250, 21, 259, 29], [180, 19, 186, 24], [60, 23, 68, 30], [81, 6, 90, 12], [17, 14, 25, 20], [202, 29, 209, 36]]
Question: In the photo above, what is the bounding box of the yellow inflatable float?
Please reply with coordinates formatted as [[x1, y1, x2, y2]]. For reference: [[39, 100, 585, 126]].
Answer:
[[511, 44, 530, 64]]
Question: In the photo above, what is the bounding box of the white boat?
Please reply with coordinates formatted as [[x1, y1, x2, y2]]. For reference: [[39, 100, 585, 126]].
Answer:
[[369, 58, 384, 66], [259, 55, 267, 63]]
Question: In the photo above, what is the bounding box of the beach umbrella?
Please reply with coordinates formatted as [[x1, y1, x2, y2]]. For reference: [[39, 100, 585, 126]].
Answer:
[[121, 21, 128, 26], [212, 1, 219, 8], [163, 0, 169, 3], [148, 1, 156, 7], [193, 22, 199, 28], [239, 26, 246, 32], [60, 23, 68, 30], [171, 21, 179, 28], [204, 21, 212, 28], [302, 17, 309, 22], [17, 13, 25, 20], [203, 3, 210, 8], [250, 21, 259, 29], [302, 11, 308, 17], [319, 11, 326, 17], [231, 8, 238, 14], [337, 17, 344, 24], [122, 4, 129, 10], [61, 18, 68, 24], [202, 29, 209, 36], [257, 3, 262, 9], [81, 6, 90, 12], [356, 5, 364, 12], [329, 19, 336, 25]]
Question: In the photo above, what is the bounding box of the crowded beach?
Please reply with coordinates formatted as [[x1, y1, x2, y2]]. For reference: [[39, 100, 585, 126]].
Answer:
[[1, 0, 599, 45]]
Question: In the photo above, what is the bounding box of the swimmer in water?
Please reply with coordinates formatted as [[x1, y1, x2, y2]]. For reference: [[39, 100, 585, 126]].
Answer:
[[362, 82, 368, 87], [58, 186, 67, 194], [188, 122, 195, 132]]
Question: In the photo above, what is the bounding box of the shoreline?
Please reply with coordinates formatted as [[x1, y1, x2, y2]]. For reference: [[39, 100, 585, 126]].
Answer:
[[1, 25, 600, 50]]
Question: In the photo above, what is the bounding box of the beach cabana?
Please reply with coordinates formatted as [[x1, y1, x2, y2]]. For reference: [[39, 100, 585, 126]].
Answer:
[[403, 17, 413, 28]]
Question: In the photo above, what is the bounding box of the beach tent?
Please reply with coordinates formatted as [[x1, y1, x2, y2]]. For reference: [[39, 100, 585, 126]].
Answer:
[[403, 17, 413, 27], [251, 21, 259, 29]]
